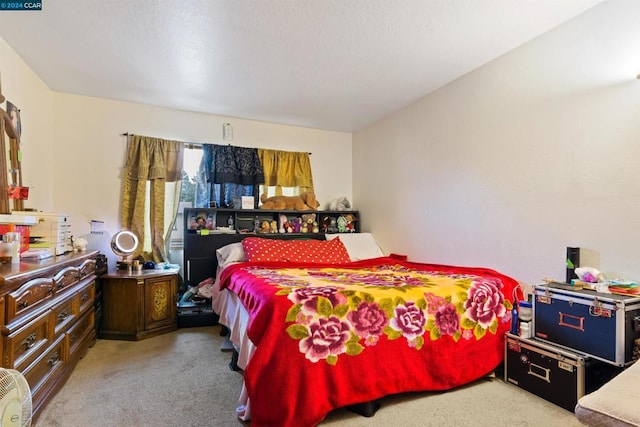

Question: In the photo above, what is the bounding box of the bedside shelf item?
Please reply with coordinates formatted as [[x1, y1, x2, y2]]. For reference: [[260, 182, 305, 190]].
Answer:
[[505, 333, 622, 412], [533, 282, 640, 367]]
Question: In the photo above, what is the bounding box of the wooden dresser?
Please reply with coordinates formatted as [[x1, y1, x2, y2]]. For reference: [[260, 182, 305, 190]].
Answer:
[[0, 250, 99, 419]]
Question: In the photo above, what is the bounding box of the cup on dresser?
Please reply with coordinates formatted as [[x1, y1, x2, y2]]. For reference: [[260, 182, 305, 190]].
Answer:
[[3, 231, 21, 264]]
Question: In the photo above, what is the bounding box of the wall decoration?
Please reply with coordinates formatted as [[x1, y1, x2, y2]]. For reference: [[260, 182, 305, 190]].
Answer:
[[6, 100, 21, 137]]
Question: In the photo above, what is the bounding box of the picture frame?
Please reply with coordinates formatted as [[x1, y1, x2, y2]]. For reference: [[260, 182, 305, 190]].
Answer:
[[187, 211, 215, 230]]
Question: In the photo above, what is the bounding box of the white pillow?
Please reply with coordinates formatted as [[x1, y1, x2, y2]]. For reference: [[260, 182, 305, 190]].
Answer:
[[325, 233, 384, 261], [216, 242, 246, 268]]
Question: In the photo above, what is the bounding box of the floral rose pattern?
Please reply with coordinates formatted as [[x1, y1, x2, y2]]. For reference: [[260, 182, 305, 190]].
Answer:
[[255, 264, 513, 364]]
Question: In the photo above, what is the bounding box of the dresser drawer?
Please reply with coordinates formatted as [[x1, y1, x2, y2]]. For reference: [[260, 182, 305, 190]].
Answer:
[[67, 310, 95, 358], [54, 265, 82, 293], [23, 334, 66, 399], [51, 292, 77, 338], [77, 280, 95, 315], [6, 277, 55, 324], [4, 310, 51, 371]]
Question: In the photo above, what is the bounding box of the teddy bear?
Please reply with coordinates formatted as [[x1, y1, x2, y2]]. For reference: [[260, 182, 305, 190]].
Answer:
[[259, 192, 320, 211], [301, 213, 319, 233]]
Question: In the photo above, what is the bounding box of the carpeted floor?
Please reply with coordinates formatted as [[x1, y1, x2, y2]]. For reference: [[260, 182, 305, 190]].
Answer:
[[34, 326, 584, 427]]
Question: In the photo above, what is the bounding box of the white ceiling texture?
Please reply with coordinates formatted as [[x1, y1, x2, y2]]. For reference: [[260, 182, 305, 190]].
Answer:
[[0, 0, 603, 132]]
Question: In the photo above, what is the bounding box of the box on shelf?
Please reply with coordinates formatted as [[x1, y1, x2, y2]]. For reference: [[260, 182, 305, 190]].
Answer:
[[233, 196, 255, 209], [504, 333, 623, 411], [533, 282, 640, 367]]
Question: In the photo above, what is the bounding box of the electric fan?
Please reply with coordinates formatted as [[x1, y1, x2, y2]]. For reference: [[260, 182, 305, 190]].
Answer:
[[0, 368, 32, 427]]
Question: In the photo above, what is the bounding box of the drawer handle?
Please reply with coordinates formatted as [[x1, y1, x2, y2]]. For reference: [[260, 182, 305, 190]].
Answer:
[[70, 333, 77, 343], [47, 352, 60, 366], [80, 293, 89, 302], [58, 310, 69, 321], [18, 300, 29, 310], [22, 333, 37, 349], [47, 287, 55, 296]]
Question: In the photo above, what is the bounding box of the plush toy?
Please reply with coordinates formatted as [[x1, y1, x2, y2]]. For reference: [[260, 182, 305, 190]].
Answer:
[[279, 214, 287, 233], [329, 217, 338, 233], [278, 214, 293, 233], [259, 192, 320, 211], [301, 213, 318, 234], [259, 220, 271, 234], [336, 215, 347, 233], [291, 217, 302, 233], [329, 197, 351, 211], [270, 220, 278, 233], [321, 216, 331, 233], [344, 214, 357, 232]]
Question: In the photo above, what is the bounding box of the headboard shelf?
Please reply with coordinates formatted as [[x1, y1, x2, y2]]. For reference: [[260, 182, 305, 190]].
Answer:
[[182, 207, 360, 287]]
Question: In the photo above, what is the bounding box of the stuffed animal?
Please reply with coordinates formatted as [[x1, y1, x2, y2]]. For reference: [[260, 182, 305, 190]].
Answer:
[[291, 217, 302, 233], [278, 214, 293, 233], [259, 220, 271, 234], [329, 197, 351, 211], [270, 220, 278, 233], [344, 214, 357, 232], [321, 216, 331, 232], [259, 192, 320, 211], [336, 215, 348, 233], [329, 217, 338, 233], [301, 213, 319, 234]]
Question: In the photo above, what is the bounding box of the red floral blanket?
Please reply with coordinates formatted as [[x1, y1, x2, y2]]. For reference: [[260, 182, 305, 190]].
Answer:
[[219, 256, 520, 427]]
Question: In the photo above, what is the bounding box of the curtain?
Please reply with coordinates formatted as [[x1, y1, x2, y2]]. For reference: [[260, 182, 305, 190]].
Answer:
[[258, 149, 314, 196], [194, 144, 264, 208], [121, 134, 184, 262]]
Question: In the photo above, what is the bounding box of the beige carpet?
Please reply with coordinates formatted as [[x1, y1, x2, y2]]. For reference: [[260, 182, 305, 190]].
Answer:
[[35, 326, 584, 427]]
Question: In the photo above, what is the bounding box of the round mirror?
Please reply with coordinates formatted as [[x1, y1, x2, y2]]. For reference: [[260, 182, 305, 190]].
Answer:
[[110, 230, 139, 257]]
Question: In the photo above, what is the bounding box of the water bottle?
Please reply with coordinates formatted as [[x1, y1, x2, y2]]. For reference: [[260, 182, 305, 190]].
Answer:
[[510, 306, 519, 335], [227, 215, 234, 231]]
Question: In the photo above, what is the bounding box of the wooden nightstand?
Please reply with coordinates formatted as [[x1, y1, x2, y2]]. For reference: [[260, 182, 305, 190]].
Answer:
[[99, 268, 179, 340]]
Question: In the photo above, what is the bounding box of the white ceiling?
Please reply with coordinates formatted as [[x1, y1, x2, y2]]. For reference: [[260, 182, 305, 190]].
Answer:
[[0, 0, 603, 132]]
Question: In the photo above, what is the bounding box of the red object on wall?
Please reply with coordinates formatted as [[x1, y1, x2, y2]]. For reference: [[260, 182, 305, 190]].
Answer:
[[0, 224, 30, 253]]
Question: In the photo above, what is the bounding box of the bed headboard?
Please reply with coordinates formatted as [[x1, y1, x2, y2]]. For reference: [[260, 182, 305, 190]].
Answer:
[[182, 207, 359, 287]]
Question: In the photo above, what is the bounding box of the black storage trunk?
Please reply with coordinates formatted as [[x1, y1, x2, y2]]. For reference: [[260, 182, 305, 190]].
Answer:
[[504, 333, 622, 411], [177, 300, 219, 328], [533, 282, 640, 366]]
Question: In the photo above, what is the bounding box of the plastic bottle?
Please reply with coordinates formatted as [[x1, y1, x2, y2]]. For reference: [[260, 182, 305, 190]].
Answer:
[[519, 321, 531, 338], [227, 215, 234, 230], [510, 306, 519, 335], [518, 301, 532, 322]]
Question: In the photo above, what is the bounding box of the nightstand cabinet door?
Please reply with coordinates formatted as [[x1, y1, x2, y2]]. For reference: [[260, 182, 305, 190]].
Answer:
[[100, 269, 179, 341], [144, 274, 177, 331]]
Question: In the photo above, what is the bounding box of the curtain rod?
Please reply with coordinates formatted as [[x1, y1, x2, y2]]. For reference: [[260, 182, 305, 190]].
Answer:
[[121, 132, 312, 154]]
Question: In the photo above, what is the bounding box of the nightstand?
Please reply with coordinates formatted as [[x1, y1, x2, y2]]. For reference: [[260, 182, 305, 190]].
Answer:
[[99, 268, 179, 340]]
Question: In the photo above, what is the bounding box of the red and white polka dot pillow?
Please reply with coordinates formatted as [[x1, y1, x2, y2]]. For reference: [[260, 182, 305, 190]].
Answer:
[[241, 237, 351, 264]]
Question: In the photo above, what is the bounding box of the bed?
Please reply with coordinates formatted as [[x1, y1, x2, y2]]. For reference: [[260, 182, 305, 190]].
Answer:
[[207, 233, 520, 427]]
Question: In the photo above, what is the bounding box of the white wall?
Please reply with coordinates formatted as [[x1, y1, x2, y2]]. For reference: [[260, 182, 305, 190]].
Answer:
[[354, 0, 640, 290], [0, 36, 54, 211]]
